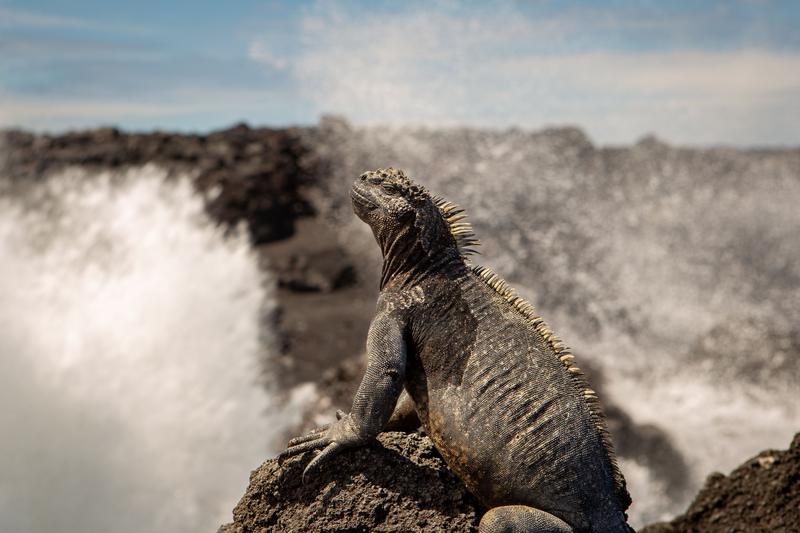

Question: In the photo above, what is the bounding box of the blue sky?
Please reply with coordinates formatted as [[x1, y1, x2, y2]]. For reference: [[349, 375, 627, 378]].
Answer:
[[1, 1, 798, 144]]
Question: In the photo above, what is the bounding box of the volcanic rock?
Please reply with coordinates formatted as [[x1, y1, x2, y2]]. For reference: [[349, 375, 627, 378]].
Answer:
[[0, 124, 316, 243], [218, 431, 479, 532], [642, 432, 800, 533], [221, 431, 800, 532]]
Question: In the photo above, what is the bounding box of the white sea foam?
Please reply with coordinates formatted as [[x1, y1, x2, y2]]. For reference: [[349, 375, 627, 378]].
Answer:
[[617, 457, 671, 526], [614, 367, 798, 527], [0, 167, 301, 533]]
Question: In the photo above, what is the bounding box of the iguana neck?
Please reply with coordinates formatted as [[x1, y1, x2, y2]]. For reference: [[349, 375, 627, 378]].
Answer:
[[377, 226, 463, 291]]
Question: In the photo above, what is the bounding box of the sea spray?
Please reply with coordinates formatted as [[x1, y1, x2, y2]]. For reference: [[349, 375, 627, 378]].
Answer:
[[303, 121, 800, 527], [0, 166, 302, 533]]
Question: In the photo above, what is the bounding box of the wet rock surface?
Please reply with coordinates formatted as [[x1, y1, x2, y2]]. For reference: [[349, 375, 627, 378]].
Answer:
[[642, 433, 800, 533], [218, 432, 480, 533]]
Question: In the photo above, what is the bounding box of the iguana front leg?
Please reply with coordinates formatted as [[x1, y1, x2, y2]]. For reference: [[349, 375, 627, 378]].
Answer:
[[279, 315, 408, 480]]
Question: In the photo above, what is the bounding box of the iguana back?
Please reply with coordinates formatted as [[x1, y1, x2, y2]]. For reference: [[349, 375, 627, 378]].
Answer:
[[403, 262, 631, 531]]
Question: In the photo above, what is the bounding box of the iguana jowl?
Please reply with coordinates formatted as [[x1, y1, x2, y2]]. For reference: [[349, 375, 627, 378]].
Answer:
[[280, 168, 633, 532]]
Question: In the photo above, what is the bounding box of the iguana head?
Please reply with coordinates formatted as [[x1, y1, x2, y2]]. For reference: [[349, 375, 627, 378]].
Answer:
[[352, 168, 478, 288], [351, 167, 428, 224]]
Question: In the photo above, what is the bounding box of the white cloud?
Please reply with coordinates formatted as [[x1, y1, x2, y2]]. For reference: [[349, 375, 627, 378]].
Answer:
[[247, 41, 288, 71], [0, 88, 287, 131], [0, 99, 185, 123], [0, 6, 152, 35], [250, 4, 800, 145], [0, 7, 95, 30], [491, 51, 800, 98]]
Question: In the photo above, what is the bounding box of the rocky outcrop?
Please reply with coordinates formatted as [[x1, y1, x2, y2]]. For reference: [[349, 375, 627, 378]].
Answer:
[[218, 432, 479, 532], [221, 432, 800, 532], [641, 432, 800, 533], [0, 124, 315, 243]]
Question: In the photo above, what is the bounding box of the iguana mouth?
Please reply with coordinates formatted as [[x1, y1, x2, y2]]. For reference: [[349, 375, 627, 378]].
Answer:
[[351, 188, 377, 210]]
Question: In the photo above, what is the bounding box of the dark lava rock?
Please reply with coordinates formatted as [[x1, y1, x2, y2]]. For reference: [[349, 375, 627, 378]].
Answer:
[[219, 432, 479, 532], [642, 432, 800, 533], [220, 430, 800, 533], [261, 218, 358, 294], [1, 123, 317, 243], [269, 247, 356, 292]]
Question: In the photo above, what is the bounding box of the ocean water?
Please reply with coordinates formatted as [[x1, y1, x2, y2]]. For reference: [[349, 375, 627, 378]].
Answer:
[[0, 167, 306, 533]]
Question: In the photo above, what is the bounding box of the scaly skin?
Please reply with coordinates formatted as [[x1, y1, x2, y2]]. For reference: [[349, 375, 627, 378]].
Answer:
[[279, 168, 633, 532]]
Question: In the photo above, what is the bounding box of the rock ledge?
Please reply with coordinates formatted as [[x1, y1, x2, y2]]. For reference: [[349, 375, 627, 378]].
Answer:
[[219, 432, 479, 532], [642, 432, 800, 533]]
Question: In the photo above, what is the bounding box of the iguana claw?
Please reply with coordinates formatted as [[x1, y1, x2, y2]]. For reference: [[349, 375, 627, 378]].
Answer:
[[278, 412, 368, 482], [301, 442, 345, 483]]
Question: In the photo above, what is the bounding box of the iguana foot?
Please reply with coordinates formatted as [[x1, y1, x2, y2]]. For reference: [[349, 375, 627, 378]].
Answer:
[[479, 505, 573, 533], [278, 410, 371, 482]]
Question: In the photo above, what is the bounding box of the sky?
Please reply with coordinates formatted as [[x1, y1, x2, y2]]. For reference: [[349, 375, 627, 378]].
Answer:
[[0, 0, 798, 145]]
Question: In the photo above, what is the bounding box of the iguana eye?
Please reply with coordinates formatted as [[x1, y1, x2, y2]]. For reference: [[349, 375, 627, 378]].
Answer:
[[382, 183, 398, 194]]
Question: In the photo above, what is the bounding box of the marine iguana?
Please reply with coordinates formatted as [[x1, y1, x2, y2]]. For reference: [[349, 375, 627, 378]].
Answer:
[[279, 168, 633, 532]]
